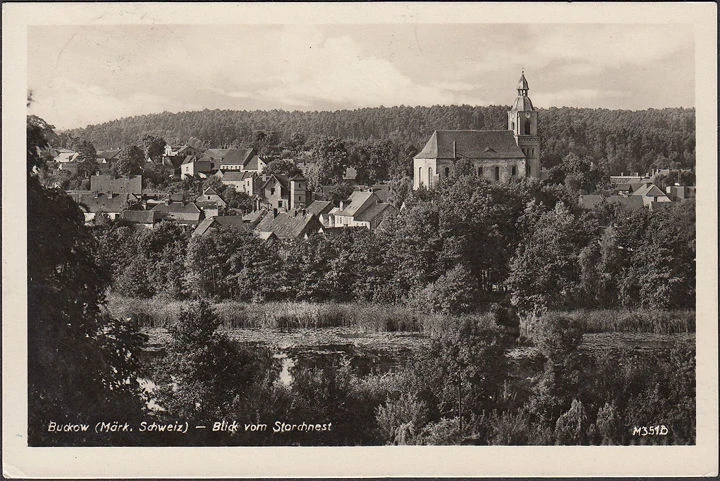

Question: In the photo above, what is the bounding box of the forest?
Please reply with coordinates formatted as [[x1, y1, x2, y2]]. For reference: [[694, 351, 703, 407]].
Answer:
[[61, 105, 696, 176]]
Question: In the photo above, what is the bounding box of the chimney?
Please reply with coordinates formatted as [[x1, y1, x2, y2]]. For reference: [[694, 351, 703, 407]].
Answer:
[[273, 208, 278, 218], [302, 209, 307, 216]]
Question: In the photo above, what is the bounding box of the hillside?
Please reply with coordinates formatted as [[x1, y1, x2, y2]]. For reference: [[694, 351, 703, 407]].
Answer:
[[62, 105, 695, 173]]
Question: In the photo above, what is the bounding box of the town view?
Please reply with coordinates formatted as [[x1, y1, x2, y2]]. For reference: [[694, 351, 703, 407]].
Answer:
[[26, 24, 696, 447]]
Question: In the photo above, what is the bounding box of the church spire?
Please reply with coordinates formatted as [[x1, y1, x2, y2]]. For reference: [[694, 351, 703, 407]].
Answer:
[[517, 69, 529, 96]]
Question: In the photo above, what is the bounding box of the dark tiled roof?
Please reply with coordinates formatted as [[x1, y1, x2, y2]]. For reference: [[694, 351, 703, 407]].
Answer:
[[243, 208, 267, 224], [221, 171, 254, 181], [90, 174, 142, 195], [255, 211, 323, 240], [193, 215, 251, 236], [262, 174, 290, 190], [414, 130, 525, 160], [204, 148, 255, 166], [151, 202, 201, 214], [354, 202, 397, 222], [120, 209, 158, 224], [69, 192, 129, 213], [306, 200, 333, 217], [244, 155, 264, 171]]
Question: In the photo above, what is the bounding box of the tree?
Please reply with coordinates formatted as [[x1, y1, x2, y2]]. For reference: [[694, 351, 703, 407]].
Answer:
[[308, 136, 348, 186], [112, 145, 145, 177], [154, 300, 273, 421], [264, 158, 303, 177], [74, 139, 98, 177], [27, 116, 146, 445], [140, 134, 167, 163], [507, 203, 593, 313]]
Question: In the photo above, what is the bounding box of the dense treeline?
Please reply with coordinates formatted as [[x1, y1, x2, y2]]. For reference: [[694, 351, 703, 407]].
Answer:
[[95, 174, 695, 313], [63, 106, 695, 176]]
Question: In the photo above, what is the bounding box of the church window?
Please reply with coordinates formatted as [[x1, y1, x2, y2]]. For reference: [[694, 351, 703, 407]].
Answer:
[[524, 121, 531, 135], [478, 166, 483, 177], [510, 121, 515, 131], [494, 166, 500, 181], [511, 166, 517, 176], [418, 167, 422, 185], [445, 167, 450, 177], [428, 167, 433, 187]]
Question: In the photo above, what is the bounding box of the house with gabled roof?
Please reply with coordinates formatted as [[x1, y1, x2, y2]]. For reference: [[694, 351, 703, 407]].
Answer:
[[150, 201, 203, 226], [305, 200, 334, 227], [195, 187, 227, 208], [216, 170, 259, 196], [119, 209, 159, 229], [68, 191, 132, 223], [193, 215, 252, 237], [332, 190, 398, 231], [630, 183, 672, 208], [254, 211, 324, 240]]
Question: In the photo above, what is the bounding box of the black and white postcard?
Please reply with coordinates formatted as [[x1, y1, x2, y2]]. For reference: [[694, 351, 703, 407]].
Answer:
[[2, 2, 718, 478]]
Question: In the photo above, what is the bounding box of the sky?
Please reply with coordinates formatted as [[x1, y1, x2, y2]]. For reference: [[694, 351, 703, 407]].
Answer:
[[27, 23, 695, 130]]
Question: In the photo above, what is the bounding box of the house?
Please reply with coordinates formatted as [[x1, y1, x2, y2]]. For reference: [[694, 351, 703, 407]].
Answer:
[[259, 174, 309, 212], [193, 215, 253, 237], [195, 187, 227, 209], [54, 148, 79, 163], [180, 155, 217, 180], [255, 210, 324, 240], [119, 209, 159, 229], [261, 174, 291, 211], [163, 144, 200, 160], [203, 148, 252, 171], [332, 190, 399, 230], [630, 183, 672, 208], [68, 192, 132, 223], [150, 201, 203, 226], [305, 200, 334, 227], [414, 71, 541, 189], [216, 170, 259, 196], [96, 150, 120, 164], [90, 174, 142, 195], [242, 154, 266, 174]]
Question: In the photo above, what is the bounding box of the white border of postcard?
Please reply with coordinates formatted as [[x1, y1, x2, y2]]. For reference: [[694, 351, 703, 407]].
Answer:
[[3, 2, 718, 478]]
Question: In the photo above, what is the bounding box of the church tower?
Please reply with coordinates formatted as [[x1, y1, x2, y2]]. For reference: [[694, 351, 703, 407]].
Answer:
[[508, 71, 541, 178]]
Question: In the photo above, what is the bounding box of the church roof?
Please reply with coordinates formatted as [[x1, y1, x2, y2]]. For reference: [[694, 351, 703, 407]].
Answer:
[[414, 130, 525, 160], [512, 95, 534, 111]]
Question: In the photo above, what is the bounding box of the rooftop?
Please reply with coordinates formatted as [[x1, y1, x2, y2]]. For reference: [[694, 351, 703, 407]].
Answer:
[[414, 130, 525, 160]]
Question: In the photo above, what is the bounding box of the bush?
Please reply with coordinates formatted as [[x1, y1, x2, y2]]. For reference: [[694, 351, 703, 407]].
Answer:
[[554, 399, 590, 445], [528, 314, 584, 357], [375, 392, 429, 445]]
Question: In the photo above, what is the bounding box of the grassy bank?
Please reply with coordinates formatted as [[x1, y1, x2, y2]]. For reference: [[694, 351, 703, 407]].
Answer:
[[107, 294, 495, 336], [107, 295, 695, 335]]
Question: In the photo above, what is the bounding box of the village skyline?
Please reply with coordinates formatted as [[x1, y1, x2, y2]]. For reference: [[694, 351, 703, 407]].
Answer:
[[28, 23, 694, 130]]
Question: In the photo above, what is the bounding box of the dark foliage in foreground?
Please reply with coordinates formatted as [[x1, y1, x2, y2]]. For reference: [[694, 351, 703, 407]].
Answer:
[[27, 117, 147, 446], [140, 308, 694, 446]]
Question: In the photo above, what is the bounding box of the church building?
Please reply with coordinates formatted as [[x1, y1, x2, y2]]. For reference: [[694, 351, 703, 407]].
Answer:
[[414, 71, 541, 189]]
